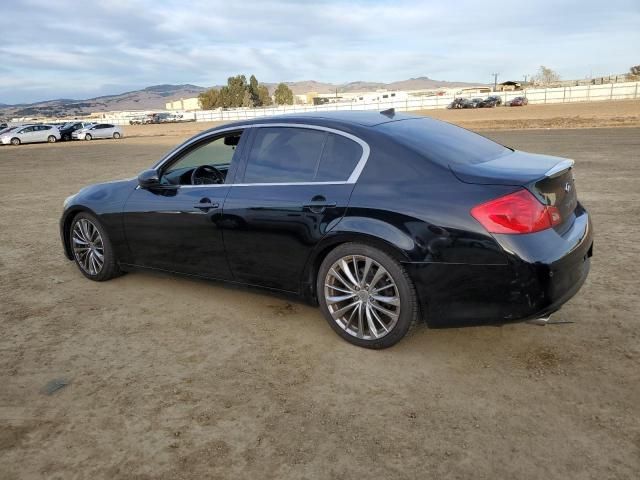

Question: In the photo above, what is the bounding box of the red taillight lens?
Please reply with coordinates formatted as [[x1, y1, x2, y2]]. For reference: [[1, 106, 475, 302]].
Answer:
[[471, 189, 561, 234]]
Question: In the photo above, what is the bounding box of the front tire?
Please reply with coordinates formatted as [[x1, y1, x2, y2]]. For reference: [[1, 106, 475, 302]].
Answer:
[[84, 134, 92, 141], [113, 132, 121, 139], [10, 138, 20, 146], [317, 243, 419, 349], [70, 212, 121, 281]]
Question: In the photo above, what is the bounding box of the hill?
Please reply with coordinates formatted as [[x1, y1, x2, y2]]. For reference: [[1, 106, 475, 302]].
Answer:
[[0, 77, 480, 118]]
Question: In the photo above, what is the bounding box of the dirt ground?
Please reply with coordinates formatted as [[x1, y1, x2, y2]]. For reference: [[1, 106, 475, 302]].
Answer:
[[0, 123, 639, 479]]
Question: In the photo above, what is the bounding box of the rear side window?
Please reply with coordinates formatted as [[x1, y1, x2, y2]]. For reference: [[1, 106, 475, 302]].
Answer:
[[243, 127, 362, 183], [378, 118, 510, 166], [316, 133, 361, 182]]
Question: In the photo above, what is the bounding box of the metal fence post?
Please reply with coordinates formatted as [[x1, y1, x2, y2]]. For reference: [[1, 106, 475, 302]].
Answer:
[[610, 83, 614, 100]]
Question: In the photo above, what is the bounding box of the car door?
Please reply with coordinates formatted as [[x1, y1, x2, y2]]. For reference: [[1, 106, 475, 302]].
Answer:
[[122, 129, 247, 279], [101, 124, 115, 138], [222, 125, 366, 292], [18, 126, 36, 143]]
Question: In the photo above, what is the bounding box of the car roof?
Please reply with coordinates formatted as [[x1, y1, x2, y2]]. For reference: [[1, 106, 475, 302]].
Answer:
[[227, 110, 424, 128]]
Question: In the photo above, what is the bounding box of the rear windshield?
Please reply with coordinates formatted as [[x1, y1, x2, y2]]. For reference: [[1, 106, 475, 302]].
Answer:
[[377, 118, 510, 166]]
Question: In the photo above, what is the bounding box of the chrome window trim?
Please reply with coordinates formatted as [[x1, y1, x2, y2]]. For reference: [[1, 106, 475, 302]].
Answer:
[[153, 122, 370, 186]]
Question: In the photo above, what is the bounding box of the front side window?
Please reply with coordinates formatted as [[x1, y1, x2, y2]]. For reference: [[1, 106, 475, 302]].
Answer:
[[162, 131, 243, 185], [242, 127, 362, 184]]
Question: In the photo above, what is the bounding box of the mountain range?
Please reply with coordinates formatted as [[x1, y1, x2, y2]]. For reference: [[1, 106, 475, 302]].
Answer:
[[0, 77, 480, 118]]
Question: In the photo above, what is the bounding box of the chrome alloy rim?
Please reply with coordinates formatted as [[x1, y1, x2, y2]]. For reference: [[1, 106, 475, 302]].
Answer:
[[324, 255, 400, 340], [72, 219, 105, 275]]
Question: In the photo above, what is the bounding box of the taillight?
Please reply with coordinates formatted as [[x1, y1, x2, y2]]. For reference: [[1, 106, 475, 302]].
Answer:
[[471, 189, 561, 234]]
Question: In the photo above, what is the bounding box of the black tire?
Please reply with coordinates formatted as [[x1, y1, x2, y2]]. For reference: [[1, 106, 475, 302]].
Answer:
[[63, 134, 70, 141], [84, 134, 92, 141], [317, 242, 419, 349], [113, 132, 121, 139], [70, 212, 122, 281], [10, 137, 20, 146], [47, 135, 56, 143]]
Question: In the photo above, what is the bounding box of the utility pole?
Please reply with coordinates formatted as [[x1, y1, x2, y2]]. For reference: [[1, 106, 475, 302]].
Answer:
[[491, 73, 499, 91], [523, 74, 528, 84]]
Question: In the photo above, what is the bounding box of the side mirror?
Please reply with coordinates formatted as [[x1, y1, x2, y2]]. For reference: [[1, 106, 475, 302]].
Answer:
[[138, 169, 161, 189]]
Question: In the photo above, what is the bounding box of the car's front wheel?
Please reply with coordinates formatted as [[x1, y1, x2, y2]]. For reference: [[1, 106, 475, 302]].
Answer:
[[10, 137, 20, 146], [70, 212, 121, 281], [317, 243, 419, 349], [84, 134, 92, 141], [113, 132, 121, 139]]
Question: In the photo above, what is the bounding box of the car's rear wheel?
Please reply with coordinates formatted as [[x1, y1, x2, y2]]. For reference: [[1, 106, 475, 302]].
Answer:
[[113, 132, 121, 139], [70, 212, 121, 281], [317, 243, 418, 349], [10, 138, 20, 146], [84, 134, 92, 141], [47, 135, 56, 143]]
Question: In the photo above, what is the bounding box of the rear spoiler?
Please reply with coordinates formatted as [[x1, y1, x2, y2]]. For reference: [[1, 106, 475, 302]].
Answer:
[[545, 159, 574, 178]]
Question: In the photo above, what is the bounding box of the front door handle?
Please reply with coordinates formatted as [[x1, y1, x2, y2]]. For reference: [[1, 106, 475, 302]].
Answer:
[[194, 198, 220, 212]]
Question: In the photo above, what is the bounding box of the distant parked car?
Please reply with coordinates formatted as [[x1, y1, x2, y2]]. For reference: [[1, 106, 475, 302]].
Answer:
[[72, 124, 123, 141], [466, 98, 483, 108], [129, 116, 147, 125], [479, 96, 502, 108], [509, 97, 529, 106], [0, 123, 7, 129], [0, 124, 61, 145], [59, 122, 94, 141], [447, 98, 467, 109]]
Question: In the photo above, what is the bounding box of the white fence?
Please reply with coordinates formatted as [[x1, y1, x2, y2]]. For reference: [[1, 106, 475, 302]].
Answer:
[[190, 81, 640, 123], [101, 81, 640, 125]]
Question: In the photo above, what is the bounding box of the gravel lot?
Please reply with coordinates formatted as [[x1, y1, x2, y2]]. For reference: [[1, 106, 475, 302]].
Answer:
[[0, 125, 639, 479]]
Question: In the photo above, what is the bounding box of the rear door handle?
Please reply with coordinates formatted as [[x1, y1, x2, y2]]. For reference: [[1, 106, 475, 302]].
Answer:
[[304, 196, 337, 213]]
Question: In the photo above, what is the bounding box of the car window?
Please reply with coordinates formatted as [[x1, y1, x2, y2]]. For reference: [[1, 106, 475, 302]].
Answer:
[[163, 131, 243, 182], [315, 133, 362, 182], [243, 127, 329, 183], [378, 118, 510, 166]]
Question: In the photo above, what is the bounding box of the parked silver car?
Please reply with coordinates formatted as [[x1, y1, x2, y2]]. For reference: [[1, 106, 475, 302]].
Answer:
[[72, 123, 123, 141], [0, 124, 61, 145]]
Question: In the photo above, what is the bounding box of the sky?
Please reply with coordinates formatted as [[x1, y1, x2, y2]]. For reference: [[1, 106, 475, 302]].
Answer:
[[1, 0, 638, 104]]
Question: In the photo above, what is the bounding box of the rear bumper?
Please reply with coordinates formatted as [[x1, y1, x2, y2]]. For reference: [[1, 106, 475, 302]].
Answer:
[[406, 205, 593, 326]]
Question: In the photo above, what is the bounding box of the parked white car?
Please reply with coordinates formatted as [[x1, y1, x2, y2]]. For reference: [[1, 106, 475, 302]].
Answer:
[[0, 125, 61, 145], [72, 123, 123, 141]]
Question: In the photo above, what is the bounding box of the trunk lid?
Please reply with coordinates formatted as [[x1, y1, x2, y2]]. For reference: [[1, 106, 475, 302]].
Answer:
[[451, 150, 578, 230]]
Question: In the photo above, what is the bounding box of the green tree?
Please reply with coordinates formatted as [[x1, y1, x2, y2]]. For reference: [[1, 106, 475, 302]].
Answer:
[[257, 85, 273, 106], [249, 75, 260, 106], [198, 89, 220, 109], [274, 83, 294, 105]]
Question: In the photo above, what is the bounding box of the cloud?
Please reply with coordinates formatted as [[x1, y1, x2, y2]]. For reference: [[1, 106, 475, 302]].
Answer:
[[1, 0, 639, 103]]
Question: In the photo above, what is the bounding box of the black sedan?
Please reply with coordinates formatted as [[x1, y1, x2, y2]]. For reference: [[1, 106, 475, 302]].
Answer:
[[60, 111, 593, 348]]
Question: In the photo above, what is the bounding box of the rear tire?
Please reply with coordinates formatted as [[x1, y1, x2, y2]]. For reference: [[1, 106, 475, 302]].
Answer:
[[317, 242, 419, 349], [113, 132, 121, 139], [47, 135, 56, 143], [85, 134, 92, 141], [10, 138, 20, 146], [69, 212, 122, 281]]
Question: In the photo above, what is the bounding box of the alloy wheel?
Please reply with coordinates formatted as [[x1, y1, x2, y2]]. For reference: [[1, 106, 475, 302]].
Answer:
[[72, 218, 105, 275], [324, 255, 401, 340]]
